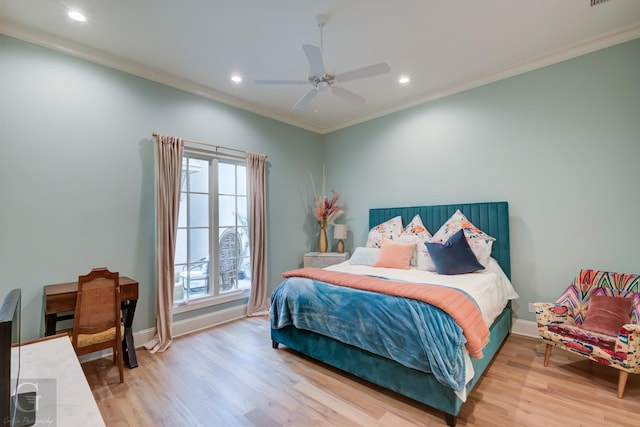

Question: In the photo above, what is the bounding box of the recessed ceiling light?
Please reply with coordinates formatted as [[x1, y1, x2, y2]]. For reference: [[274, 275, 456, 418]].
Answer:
[[231, 74, 243, 84], [398, 75, 411, 85], [68, 10, 87, 22]]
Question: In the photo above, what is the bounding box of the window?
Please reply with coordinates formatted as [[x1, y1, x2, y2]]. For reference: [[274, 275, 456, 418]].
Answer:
[[174, 152, 250, 307]]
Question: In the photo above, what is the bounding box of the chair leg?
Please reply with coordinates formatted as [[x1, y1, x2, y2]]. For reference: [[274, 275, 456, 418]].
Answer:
[[115, 341, 124, 383], [544, 343, 552, 367], [617, 371, 629, 398]]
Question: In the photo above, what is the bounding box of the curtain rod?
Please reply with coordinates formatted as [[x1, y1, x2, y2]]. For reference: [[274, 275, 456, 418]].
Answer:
[[152, 133, 266, 158]]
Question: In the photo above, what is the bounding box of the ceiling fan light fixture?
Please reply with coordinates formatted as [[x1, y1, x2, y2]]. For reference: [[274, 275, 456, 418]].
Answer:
[[68, 10, 87, 22], [317, 81, 331, 91]]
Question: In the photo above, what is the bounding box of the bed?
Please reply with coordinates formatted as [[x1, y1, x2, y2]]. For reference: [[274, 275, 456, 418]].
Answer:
[[270, 201, 515, 426]]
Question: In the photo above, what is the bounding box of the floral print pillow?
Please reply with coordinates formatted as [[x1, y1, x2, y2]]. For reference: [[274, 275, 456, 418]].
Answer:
[[430, 210, 495, 267], [397, 214, 434, 269], [365, 216, 403, 248]]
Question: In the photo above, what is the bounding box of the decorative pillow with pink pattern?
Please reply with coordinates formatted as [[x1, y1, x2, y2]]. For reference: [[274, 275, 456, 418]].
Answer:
[[365, 215, 403, 248], [396, 214, 434, 270], [430, 210, 495, 267]]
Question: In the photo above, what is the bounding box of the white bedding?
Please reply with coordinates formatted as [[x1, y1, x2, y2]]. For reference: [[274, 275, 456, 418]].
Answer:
[[326, 256, 519, 327]]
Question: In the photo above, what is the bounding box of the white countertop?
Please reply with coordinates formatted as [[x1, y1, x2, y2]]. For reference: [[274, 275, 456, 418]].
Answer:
[[13, 335, 105, 427]]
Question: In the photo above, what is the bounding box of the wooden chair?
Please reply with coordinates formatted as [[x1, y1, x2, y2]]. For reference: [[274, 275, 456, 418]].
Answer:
[[71, 267, 124, 383]]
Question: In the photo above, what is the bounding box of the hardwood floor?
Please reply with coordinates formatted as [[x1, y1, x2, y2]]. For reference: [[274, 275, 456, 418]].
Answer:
[[84, 317, 640, 426]]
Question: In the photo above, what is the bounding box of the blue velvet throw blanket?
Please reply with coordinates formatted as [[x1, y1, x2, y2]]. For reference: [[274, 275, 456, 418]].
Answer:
[[270, 276, 470, 391]]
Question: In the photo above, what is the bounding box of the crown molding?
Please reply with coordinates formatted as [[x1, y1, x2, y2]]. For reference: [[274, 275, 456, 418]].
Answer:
[[320, 23, 640, 134], [0, 21, 325, 134], [2, 20, 639, 136]]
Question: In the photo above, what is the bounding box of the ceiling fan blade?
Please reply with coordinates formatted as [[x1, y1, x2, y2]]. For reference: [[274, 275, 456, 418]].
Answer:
[[331, 86, 365, 105], [292, 89, 318, 110], [254, 79, 308, 85], [302, 44, 326, 77], [336, 63, 391, 83]]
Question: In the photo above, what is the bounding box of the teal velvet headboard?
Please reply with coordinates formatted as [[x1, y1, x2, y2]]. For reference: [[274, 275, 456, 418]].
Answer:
[[369, 201, 511, 279]]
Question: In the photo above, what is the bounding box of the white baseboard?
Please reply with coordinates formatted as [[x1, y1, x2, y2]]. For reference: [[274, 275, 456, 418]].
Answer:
[[134, 303, 248, 346], [136, 312, 540, 350], [511, 318, 539, 339], [81, 310, 536, 363], [172, 304, 248, 338], [78, 304, 247, 363]]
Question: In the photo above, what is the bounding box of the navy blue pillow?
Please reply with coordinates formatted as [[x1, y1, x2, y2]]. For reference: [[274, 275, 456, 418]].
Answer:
[[425, 229, 485, 275]]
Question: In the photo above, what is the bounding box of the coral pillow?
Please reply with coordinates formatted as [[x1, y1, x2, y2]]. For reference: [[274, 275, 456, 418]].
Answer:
[[581, 296, 633, 336], [372, 237, 416, 269]]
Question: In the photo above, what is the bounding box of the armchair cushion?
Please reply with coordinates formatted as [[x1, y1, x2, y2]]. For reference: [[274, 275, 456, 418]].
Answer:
[[581, 296, 633, 336]]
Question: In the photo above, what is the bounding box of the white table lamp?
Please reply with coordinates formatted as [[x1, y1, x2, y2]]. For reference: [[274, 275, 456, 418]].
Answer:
[[333, 224, 347, 253]]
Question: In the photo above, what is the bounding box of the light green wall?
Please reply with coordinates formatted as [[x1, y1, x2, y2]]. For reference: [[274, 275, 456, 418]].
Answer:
[[0, 34, 322, 340], [2, 33, 639, 338], [323, 38, 640, 323]]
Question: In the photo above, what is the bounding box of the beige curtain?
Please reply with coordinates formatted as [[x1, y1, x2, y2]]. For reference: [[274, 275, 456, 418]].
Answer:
[[246, 152, 269, 316], [145, 134, 184, 353]]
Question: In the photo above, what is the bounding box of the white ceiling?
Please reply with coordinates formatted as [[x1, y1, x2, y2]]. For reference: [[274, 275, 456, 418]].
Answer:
[[1, 0, 640, 134]]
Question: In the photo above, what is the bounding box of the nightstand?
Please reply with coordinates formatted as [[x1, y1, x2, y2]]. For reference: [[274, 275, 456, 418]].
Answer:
[[304, 252, 350, 268]]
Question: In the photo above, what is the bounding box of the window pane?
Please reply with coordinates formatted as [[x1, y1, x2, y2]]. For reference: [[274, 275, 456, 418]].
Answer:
[[178, 195, 187, 228], [188, 158, 209, 193], [175, 229, 187, 265], [219, 163, 235, 194], [236, 196, 247, 223], [236, 165, 246, 196], [238, 227, 249, 257], [189, 194, 209, 228], [218, 195, 236, 227], [189, 228, 209, 262]]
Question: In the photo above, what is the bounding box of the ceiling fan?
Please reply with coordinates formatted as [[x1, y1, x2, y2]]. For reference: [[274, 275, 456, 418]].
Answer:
[[255, 14, 391, 110]]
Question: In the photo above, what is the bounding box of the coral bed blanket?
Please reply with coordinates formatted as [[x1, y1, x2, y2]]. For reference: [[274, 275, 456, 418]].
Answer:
[[282, 267, 490, 359]]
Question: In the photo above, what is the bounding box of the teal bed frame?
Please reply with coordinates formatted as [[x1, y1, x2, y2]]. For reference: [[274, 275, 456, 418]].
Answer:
[[271, 201, 512, 426]]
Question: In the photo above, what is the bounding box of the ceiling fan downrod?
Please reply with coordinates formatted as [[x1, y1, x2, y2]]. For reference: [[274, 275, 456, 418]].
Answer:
[[315, 14, 328, 57]]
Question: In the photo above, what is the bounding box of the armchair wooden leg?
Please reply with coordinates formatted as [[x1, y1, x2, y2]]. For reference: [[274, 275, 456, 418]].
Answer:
[[544, 344, 552, 367], [617, 371, 628, 398]]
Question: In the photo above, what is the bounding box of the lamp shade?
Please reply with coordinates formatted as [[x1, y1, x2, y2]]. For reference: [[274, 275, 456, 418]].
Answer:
[[333, 224, 347, 240]]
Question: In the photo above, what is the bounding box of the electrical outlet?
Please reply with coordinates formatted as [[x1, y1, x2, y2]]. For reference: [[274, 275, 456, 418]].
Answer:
[[528, 303, 536, 313]]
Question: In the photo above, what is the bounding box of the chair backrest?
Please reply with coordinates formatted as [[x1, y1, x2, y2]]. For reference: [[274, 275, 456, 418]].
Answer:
[[556, 269, 640, 325], [219, 229, 241, 290], [73, 268, 121, 337], [189, 257, 209, 274]]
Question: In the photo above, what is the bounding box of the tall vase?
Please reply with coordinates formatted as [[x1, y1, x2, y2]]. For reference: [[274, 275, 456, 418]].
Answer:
[[318, 227, 328, 253]]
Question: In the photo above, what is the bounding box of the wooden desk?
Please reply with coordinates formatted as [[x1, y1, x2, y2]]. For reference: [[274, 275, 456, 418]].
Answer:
[[44, 277, 139, 368]]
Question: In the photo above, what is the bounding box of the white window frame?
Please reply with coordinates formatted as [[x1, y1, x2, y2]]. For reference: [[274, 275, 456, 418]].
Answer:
[[173, 147, 250, 314]]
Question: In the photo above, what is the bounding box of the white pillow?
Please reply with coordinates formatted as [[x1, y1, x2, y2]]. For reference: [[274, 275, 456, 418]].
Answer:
[[416, 242, 437, 272], [365, 216, 403, 248], [430, 210, 495, 267], [349, 247, 381, 266], [398, 214, 432, 267]]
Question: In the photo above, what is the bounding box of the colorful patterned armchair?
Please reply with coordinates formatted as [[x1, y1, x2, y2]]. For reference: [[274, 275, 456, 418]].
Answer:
[[534, 269, 640, 398]]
